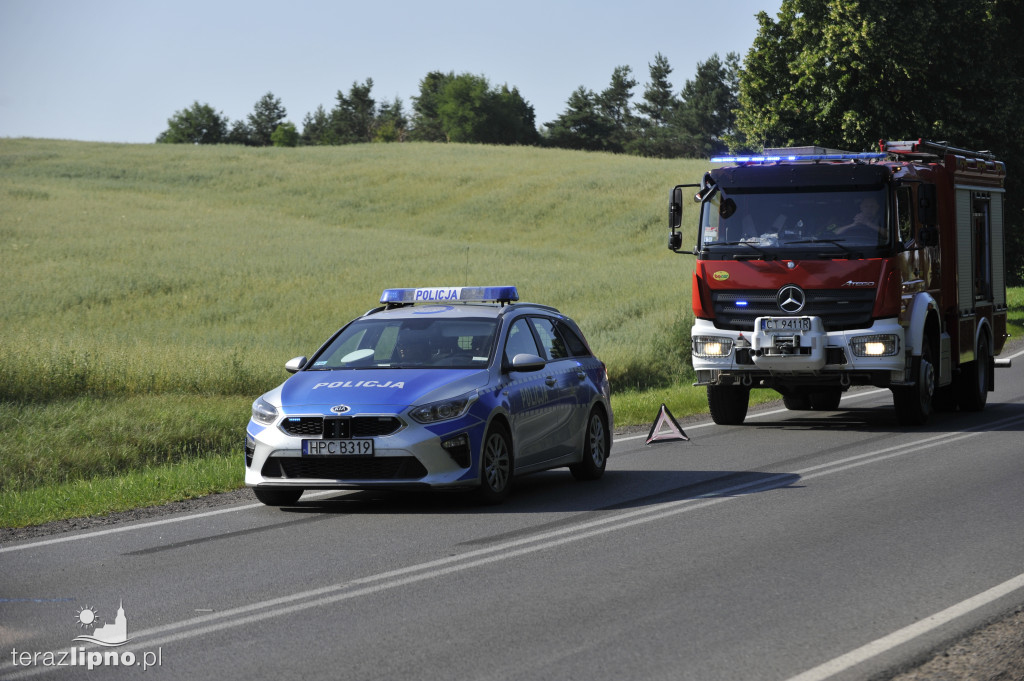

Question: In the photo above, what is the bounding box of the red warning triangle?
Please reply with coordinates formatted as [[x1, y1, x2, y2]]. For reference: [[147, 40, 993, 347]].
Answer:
[[646, 404, 689, 445]]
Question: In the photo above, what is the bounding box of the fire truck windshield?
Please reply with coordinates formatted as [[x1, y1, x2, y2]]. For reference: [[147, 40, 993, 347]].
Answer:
[[698, 187, 890, 256]]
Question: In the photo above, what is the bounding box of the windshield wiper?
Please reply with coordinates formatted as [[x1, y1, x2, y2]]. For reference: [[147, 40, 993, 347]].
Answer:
[[782, 238, 859, 257], [710, 240, 775, 260]]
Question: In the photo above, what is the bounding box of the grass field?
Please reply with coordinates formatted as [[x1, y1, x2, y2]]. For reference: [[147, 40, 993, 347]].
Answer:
[[1, 139, 1021, 528], [0, 138, 714, 526]]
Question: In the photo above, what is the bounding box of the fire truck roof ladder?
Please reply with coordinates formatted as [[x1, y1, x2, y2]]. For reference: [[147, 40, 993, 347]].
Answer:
[[880, 139, 996, 161]]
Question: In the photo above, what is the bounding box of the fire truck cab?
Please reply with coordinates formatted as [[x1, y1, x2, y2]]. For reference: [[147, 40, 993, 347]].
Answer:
[[668, 140, 1009, 425]]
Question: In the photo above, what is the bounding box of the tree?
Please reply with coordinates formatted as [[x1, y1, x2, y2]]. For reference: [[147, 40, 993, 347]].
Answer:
[[597, 66, 638, 153], [543, 87, 615, 151], [636, 53, 676, 127], [374, 97, 408, 142], [247, 92, 287, 147], [330, 79, 377, 144], [225, 120, 253, 146], [674, 53, 740, 157], [409, 71, 452, 142], [410, 72, 539, 145], [300, 105, 332, 145], [633, 53, 685, 158], [156, 102, 228, 144], [271, 121, 299, 147]]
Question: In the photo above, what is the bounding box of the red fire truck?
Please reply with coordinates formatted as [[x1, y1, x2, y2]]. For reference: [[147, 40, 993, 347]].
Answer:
[[668, 139, 1010, 425]]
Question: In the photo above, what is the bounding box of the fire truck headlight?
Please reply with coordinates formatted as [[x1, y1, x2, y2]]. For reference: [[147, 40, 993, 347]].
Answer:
[[693, 336, 734, 358], [851, 335, 900, 357]]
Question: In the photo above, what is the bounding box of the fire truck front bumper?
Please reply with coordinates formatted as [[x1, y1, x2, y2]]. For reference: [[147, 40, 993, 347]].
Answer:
[[690, 317, 906, 387]]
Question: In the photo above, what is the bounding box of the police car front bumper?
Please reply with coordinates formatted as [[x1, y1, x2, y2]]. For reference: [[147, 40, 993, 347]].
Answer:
[[244, 413, 488, 491]]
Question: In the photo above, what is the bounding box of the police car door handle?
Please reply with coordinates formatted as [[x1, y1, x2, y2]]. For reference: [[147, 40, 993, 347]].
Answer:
[[545, 376, 557, 387], [575, 369, 586, 380]]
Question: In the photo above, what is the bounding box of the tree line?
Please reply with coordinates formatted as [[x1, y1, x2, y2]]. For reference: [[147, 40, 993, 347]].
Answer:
[[156, 55, 739, 158], [157, 0, 1022, 282]]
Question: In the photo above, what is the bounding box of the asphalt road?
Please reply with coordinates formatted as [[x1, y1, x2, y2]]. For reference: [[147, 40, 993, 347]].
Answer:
[[2, 348, 1023, 681]]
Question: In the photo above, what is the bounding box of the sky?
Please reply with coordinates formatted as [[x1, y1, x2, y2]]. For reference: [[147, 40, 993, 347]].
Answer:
[[0, 0, 782, 144]]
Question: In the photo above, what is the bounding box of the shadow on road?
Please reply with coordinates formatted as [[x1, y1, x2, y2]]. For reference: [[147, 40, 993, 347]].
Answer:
[[276, 468, 802, 517]]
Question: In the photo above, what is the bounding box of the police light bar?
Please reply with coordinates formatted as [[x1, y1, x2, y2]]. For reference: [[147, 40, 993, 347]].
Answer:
[[710, 153, 886, 164], [380, 286, 519, 305]]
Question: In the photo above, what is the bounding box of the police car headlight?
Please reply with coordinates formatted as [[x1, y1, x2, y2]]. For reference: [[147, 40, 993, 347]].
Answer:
[[252, 397, 279, 425], [409, 394, 477, 424], [692, 336, 734, 358], [850, 334, 900, 357]]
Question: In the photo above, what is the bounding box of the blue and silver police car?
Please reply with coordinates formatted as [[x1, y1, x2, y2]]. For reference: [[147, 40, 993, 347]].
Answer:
[[245, 286, 612, 505]]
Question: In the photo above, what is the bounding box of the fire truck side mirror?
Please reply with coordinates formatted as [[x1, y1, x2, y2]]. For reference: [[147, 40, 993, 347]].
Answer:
[[669, 187, 683, 231], [918, 184, 937, 225], [919, 225, 939, 247]]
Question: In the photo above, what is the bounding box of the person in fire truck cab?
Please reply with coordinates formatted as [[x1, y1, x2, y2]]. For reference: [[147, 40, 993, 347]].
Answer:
[[836, 197, 884, 241]]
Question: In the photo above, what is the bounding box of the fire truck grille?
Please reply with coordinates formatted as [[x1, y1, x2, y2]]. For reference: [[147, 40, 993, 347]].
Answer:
[[710, 289, 877, 331]]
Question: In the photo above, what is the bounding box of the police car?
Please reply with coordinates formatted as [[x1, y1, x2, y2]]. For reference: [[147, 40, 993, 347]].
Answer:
[[245, 286, 612, 505]]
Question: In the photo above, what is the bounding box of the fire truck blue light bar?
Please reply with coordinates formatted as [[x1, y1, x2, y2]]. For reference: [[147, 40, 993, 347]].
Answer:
[[710, 153, 887, 163]]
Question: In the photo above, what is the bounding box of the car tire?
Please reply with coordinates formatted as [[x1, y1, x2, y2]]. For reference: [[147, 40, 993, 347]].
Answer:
[[477, 423, 513, 504], [707, 385, 749, 425], [253, 487, 303, 506], [570, 407, 609, 481]]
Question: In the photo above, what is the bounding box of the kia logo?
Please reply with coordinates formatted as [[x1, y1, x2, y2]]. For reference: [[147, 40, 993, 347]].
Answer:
[[777, 285, 806, 314], [331, 405, 351, 414]]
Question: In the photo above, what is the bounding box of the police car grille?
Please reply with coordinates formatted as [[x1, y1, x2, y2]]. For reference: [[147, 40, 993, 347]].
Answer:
[[710, 289, 876, 331], [279, 417, 402, 437], [263, 456, 428, 480]]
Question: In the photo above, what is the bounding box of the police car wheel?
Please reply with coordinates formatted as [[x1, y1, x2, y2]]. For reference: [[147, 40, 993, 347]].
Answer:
[[253, 487, 303, 506], [570, 408, 608, 481], [477, 424, 513, 504]]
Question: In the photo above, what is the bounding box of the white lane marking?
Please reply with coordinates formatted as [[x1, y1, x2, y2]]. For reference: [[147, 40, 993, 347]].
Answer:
[[3, 412, 1023, 681], [0, 491, 337, 554], [785, 571, 1024, 681]]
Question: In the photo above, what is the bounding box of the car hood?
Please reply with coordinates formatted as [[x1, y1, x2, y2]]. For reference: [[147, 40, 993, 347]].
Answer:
[[276, 368, 490, 412]]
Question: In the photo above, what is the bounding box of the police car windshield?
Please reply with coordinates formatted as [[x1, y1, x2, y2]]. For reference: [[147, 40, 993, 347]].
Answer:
[[310, 318, 499, 370], [699, 188, 890, 255]]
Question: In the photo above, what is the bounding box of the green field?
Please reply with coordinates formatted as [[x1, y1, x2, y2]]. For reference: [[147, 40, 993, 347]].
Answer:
[[0, 138, 714, 526], [1, 139, 1021, 528]]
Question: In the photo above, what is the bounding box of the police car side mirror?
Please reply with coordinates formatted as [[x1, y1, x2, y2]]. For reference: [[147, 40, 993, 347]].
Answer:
[[505, 353, 546, 373], [285, 356, 307, 373]]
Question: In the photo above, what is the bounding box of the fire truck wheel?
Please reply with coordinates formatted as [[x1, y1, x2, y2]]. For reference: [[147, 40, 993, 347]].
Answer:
[[809, 389, 842, 411], [893, 342, 936, 426], [956, 334, 990, 412], [782, 391, 811, 410], [708, 385, 750, 425]]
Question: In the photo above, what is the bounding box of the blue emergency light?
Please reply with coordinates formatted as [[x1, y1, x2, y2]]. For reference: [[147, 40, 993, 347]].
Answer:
[[380, 286, 520, 305], [710, 153, 887, 164]]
